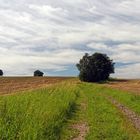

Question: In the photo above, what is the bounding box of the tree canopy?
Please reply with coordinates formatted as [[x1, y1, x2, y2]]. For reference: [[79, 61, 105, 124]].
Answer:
[[76, 53, 115, 82]]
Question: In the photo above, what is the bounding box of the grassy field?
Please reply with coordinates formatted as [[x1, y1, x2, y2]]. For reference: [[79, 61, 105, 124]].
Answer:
[[0, 78, 140, 140]]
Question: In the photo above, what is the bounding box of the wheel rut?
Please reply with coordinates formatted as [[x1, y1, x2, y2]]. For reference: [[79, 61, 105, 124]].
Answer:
[[71, 102, 89, 140], [105, 95, 140, 131], [72, 122, 89, 140]]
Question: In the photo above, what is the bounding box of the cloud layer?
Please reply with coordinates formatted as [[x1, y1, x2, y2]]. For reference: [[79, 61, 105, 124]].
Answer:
[[0, 0, 140, 78]]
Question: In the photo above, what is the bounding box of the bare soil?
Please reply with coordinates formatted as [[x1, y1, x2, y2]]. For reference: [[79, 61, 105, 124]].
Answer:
[[0, 77, 71, 95], [72, 123, 89, 140], [105, 80, 140, 95]]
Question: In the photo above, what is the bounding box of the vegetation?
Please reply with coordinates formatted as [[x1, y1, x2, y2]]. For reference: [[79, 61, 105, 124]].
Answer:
[[0, 69, 3, 76], [0, 81, 78, 140], [76, 53, 115, 82], [0, 79, 140, 140], [62, 82, 140, 140], [100, 86, 140, 115], [34, 70, 44, 77], [80, 83, 140, 140]]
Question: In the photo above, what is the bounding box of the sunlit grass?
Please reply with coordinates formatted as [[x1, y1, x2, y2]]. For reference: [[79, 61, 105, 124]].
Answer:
[[80, 83, 140, 140], [99, 85, 140, 115], [0, 82, 78, 140]]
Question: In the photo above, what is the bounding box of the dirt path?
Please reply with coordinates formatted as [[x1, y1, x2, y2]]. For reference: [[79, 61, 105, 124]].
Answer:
[[105, 95, 140, 131], [72, 123, 88, 140], [71, 102, 89, 140]]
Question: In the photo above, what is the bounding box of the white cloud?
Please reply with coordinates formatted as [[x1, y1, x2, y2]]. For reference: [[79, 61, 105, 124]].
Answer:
[[115, 63, 140, 79], [0, 0, 140, 78], [87, 42, 109, 50]]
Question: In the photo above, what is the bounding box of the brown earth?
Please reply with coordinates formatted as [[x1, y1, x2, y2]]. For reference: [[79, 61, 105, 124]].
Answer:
[[72, 123, 89, 140], [0, 77, 72, 95], [104, 79, 140, 95]]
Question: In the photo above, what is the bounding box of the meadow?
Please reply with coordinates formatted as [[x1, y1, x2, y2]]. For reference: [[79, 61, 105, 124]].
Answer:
[[0, 77, 140, 140]]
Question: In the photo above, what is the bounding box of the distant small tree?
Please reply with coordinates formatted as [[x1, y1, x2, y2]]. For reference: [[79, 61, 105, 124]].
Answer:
[[76, 53, 115, 82], [34, 70, 44, 77], [0, 69, 3, 76]]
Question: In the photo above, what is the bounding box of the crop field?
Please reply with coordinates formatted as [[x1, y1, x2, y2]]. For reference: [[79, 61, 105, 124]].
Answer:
[[0, 77, 140, 140], [105, 79, 140, 95], [0, 77, 71, 95]]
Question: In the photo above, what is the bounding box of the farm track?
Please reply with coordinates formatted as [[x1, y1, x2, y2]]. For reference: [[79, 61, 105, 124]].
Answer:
[[72, 102, 89, 140], [72, 123, 88, 140], [105, 95, 140, 131], [0, 77, 71, 95]]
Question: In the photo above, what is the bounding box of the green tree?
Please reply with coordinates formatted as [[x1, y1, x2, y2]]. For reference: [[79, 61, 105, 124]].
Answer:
[[76, 53, 115, 82]]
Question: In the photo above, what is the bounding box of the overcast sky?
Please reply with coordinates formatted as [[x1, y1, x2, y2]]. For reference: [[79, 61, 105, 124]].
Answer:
[[0, 0, 140, 78]]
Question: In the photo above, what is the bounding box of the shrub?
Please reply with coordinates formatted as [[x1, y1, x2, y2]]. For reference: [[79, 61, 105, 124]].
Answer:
[[34, 70, 44, 77], [0, 70, 3, 76]]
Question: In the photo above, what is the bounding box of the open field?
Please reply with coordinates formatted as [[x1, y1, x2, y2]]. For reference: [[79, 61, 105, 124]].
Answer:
[[0, 77, 71, 95], [0, 78, 140, 140], [105, 79, 140, 95]]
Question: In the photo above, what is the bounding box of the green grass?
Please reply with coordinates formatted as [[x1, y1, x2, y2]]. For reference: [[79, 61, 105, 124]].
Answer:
[[0, 80, 140, 140], [59, 82, 140, 140], [99, 85, 140, 115], [0, 81, 78, 140], [60, 84, 86, 140], [79, 83, 140, 140]]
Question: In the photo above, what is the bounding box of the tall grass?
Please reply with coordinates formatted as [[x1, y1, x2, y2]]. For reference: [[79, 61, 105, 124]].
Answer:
[[0, 82, 78, 140]]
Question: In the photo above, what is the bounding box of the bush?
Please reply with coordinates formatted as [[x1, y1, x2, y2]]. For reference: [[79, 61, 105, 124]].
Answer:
[[34, 70, 44, 77], [0, 70, 3, 76], [76, 53, 115, 82]]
